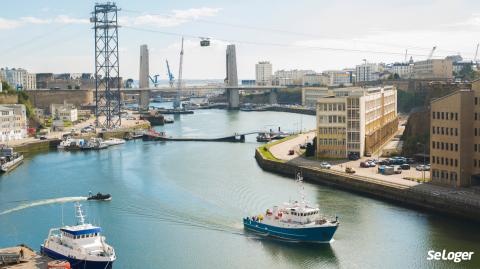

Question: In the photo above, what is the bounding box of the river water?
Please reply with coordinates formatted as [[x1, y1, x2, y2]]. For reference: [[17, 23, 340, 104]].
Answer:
[[0, 108, 479, 269]]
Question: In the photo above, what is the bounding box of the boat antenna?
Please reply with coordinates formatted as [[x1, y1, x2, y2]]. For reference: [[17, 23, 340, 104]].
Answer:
[[296, 171, 306, 205], [75, 202, 86, 225]]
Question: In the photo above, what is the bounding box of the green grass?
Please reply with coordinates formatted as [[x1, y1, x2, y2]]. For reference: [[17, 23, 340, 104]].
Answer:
[[257, 134, 299, 162], [403, 176, 431, 183]]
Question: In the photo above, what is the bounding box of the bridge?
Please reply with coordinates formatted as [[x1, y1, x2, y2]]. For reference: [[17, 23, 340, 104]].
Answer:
[[121, 85, 288, 110]]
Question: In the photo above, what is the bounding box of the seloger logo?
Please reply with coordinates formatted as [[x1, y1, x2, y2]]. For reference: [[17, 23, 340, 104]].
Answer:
[[427, 250, 474, 263]]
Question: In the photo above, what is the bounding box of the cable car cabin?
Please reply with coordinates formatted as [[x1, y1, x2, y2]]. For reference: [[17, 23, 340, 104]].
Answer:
[[200, 40, 210, 47]]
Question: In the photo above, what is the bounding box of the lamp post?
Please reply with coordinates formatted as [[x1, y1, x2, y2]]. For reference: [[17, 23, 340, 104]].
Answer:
[[417, 142, 426, 181]]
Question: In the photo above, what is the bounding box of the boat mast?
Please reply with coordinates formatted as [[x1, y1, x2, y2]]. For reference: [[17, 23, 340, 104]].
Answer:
[[75, 202, 86, 225], [296, 172, 306, 206]]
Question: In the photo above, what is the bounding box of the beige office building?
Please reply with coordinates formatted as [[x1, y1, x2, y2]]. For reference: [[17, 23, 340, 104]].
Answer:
[[316, 86, 398, 159], [0, 104, 27, 142], [430, 80, 480, 187], [413, 59, 453, 80]]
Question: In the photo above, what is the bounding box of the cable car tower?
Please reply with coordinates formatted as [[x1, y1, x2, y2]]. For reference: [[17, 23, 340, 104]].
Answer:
[[90, 2, 121, 128]]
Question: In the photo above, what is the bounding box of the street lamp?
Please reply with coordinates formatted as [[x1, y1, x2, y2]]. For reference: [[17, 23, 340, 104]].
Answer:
[[417, 142, 426, 181]]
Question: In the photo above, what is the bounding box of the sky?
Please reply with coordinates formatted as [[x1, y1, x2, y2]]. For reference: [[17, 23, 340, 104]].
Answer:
[[1, 0, 480, 80]]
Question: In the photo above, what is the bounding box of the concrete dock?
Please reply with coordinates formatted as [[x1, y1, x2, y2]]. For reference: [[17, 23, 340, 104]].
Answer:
[[0, 246, 51, 269]]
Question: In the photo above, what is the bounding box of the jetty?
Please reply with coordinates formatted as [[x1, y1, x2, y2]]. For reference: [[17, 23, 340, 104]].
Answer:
[[143, 133, 247, 143], [0, 245, 51, 268]]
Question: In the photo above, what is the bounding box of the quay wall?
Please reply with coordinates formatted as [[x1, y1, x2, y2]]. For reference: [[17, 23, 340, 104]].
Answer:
[[255, 149, 480, 222], [265, 106, 316, 115], [13, 139, 61, 153]]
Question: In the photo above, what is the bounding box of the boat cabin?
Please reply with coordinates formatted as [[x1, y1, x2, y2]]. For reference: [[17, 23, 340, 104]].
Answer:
[[60, 225, 102, 240], [282, 206, 321, 224]]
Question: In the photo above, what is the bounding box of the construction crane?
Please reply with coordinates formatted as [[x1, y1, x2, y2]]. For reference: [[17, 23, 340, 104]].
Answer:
[[427, 46, 437, 60], [149, 75, 160, 87], [173, 37, 184, 110], [166, 60, 175, 88]]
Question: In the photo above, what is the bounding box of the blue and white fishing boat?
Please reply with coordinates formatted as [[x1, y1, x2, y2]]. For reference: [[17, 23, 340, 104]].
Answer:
[[41, 203, 116, 269], [243, 173, 339, 243]]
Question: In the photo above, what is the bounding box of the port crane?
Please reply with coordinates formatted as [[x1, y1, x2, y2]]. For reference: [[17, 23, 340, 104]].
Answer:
[[149, 74, 160, 87], [427, 46, 437, 60], [166, 60, 175, 88], [173, 37, 184, 110]]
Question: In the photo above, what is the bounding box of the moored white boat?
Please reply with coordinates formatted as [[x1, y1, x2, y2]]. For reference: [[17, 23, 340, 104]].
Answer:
[[41, 203, 116, 269], [103, 138, 126, 146]]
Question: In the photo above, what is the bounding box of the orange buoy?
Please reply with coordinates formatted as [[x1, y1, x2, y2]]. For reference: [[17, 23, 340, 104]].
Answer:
[[48, 260, 71, 269]]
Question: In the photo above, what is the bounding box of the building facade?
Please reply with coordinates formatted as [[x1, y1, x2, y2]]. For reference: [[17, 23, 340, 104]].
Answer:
[[355, 63, 379, 82], [255, 61, 272, 86], [390, 63, 413, 78], [413, 59, 453, 80], [273, 69, 315, 86], [316, 86, 398, 159], [303, 73, 329, 86], [429, 81, 480, 187], [139, 44, 149, 88], [0, 104, 27, 142], [302, 87, 330, 107], [0, 68, 36, 90], [50, 103, 78, 122], [324, 70, 353, 86]]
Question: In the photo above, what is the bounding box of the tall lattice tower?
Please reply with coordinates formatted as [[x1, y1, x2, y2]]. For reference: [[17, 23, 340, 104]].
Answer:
[[91, 2, 121, 128]]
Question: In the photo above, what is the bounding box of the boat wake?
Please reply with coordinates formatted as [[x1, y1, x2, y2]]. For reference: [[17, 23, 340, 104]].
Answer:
[[0, 196, 88, 216]]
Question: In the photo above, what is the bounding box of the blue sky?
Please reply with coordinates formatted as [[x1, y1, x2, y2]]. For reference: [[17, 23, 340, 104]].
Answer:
[[1, 0, 480, 79]]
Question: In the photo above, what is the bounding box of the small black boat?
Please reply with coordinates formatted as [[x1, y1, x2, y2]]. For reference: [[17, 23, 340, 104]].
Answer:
[[87, 192, 112, 201]]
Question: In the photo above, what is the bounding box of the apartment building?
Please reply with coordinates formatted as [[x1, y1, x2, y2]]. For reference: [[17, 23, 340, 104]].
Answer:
[[0, 68, 36, 90], [0, 104, 27, 142], [303, 73, 328, 87], [355, 63, 380, 82], [414, 59, 453, 80], [429, 80, 480, 187], [50, 103, 78, 122], [255, 61, 272, 86], [324, 70, 353, 86], [316, 86, 398, 159]]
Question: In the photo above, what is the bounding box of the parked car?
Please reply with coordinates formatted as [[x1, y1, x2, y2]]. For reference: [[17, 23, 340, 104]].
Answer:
[[320, 162, 331, 169], [348, 152, 360, 161], [367, 161, 376, 167], [378, 160, 389, 165], [39, 136, 48, 140], [299, 143, 307, 149], [400, 164, 411, 170], [345, 167, 356, 174], [395, 167, 402, 174], [360, 161, 369, 168], [365, 152, 372, 157], [406, 158, 415, 164], [288, 149, 295, 155], [416, 165, 429, 171]]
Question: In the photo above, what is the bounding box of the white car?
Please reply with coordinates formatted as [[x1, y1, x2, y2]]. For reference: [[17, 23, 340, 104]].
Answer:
[[320, 162, 331, 169]]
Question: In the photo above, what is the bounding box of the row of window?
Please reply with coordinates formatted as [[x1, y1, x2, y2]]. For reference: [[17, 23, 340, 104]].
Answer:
[[319, 138, 346, 146], [431, 169, 458, 181], [432, 111, 459, 121], [474, 160, 480, 167], [318, 127, 346, 135], [318, 103, 345, 112], [432, 126, 458, 136], [318, 150, 347, 156], [431, 156, 458, 167], [63, 232, 99, 240], [432, 141, 458, 152]]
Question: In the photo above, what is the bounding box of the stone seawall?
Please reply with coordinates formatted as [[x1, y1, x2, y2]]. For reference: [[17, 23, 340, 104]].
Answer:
[[255, 149, 480, 222], [0, 94, 18, 104], [265, 106, 316, 115], [25, 90, 94, 111]]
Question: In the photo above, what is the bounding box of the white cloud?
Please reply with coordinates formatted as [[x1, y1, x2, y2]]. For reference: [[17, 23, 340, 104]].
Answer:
[[0, 15, 88, 30], [123, 7, 222, 28]]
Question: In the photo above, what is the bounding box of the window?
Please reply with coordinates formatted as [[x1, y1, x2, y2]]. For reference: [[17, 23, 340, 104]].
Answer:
[[432, 111, 436, 119], [432, 126, 436, 134], [455, 113, 458, 120], [455, 144, 458, 151], [455, 128, 458, 136], [455, 159, 458, 167], [441, 112, 445, 120]]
